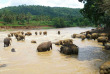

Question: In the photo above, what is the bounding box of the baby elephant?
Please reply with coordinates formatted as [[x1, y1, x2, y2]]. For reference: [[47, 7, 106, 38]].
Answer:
[[37, 41, 52, 52], [4, 37, 12, 47]]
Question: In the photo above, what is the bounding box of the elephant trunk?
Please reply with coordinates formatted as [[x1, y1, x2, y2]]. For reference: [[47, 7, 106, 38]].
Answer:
[[50, 45, 52, 49]]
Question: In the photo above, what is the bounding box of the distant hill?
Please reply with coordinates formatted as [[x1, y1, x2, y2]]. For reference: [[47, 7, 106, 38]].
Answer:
[[0, 5, 82, 18]]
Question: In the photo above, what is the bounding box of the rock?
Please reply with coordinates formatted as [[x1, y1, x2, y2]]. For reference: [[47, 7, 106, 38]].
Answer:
[[11, 48, 16, 52], [0, 64, 6, 68]]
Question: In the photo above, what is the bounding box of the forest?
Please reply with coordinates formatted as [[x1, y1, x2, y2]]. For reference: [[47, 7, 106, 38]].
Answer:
[[0, 5, 94, 28]]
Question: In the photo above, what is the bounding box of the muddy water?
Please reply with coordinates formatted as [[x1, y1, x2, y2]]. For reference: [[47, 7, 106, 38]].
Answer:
[[0, 27, 110, 74]]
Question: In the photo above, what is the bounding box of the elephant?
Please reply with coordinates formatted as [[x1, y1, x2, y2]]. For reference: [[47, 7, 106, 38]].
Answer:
[[60, 44, 78, 55], [99, 61, 110, 74], [104, 44, 110, 50], [58, 31, 60, 35], [21, 31, 24, 35], [54, 40, 63, 45], [86, 31, 92, 36], [37, 41, 52, 52], [4, 37, 12, 47], [97, 36, 108, 46], [8, 34, 11, 37], [62, 39, 73, 46], [54, 39, 73, 46], [86, 34, 91, 39], [80, 32, 86, 34], [31, 40, 36, 43], [16, 35, 25, 41], [108, 33, 110, 41], [35, 32, 37, 35], [10, 32, 15, 37], [14, 33, 19, 38], [25, 32, 32, 36], [99, 33, 108, 37], [91, 33, 99, 40], [81, 35, 86, 40], [72, 34, 78, 38], [39, 31, 42, 35], [75, 34, 82, 38], [43, 31, 47, 35]]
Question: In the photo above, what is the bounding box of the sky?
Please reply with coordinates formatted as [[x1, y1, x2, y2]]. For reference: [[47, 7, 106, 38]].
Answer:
[[0, 0, 84, 9]]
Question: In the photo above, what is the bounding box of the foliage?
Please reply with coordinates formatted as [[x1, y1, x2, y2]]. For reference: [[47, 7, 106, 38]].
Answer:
[[53, 18, 66, 28], [78, 0, 110, 27], [0, 5, 94, 28]]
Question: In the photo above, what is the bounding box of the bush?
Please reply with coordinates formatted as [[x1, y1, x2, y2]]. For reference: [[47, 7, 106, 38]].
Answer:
[[53, 18, 66, 28]]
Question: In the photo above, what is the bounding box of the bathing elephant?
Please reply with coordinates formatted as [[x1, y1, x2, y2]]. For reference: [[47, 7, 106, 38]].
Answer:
[[39, 31, 42, 35], [81, 35, 86, 40], [14, 33, 19, 38], [75, 34, 82, 38], [35, 32, 37, 35], [58, 31, 60, 35], [80, 32, 86, 34], [105, 44, 110, 50], [54, 39, 73, 46], [99, 33, 108, 37], [31, 40, 36, 43], [43, 31, 47, 35], [99, 61, 110, 74], [16, 35, 25, 41], [25, 32, 32, 36], [72, 34, 78, 38], [4, 37, 12, 47], [85, 31, 92, 37], [97, 36, 108, 46], [86, 34, 91, 39], [10, 32, 15, 37], [91, 33, 99, 40], [54, 40, 63, 45], [21, 31, 24, 35], [8, 34, 11, 37], [62, 39, 73, 46], [37, 41, 52, 52], [60, 44, 78, 55]]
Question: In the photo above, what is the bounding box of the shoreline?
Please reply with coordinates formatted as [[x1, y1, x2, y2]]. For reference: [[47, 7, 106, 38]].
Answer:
[[0, 26, 96, 31], [0, 26, 55, 31]]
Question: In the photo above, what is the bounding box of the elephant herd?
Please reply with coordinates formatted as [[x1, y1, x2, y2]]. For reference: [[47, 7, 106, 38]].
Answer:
[[3, 28, 110, 56], [4, 30, 79, 55], [72, 29, 110, 50]]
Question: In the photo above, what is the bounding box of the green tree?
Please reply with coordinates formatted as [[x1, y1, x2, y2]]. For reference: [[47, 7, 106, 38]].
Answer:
[[53, 18, 66, 28], [78, 0, 110, 27]]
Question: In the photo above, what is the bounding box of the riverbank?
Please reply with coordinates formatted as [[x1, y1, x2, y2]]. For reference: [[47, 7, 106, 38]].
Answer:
[[0, 25, 55, 31]]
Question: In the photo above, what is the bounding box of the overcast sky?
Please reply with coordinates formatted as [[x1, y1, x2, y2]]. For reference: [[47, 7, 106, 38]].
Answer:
[[0, 0, 84, 9]]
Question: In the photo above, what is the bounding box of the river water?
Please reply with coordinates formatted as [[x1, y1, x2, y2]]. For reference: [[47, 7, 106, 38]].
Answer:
[[0, 27, 110, 74]]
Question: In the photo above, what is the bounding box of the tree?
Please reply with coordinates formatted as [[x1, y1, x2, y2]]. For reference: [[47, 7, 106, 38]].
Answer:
[[53, 18, 66, 28], [78, 0, 110, 27]]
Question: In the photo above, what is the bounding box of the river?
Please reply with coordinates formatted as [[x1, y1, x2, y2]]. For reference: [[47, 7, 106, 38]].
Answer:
[[0, 27, 110, 74]]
